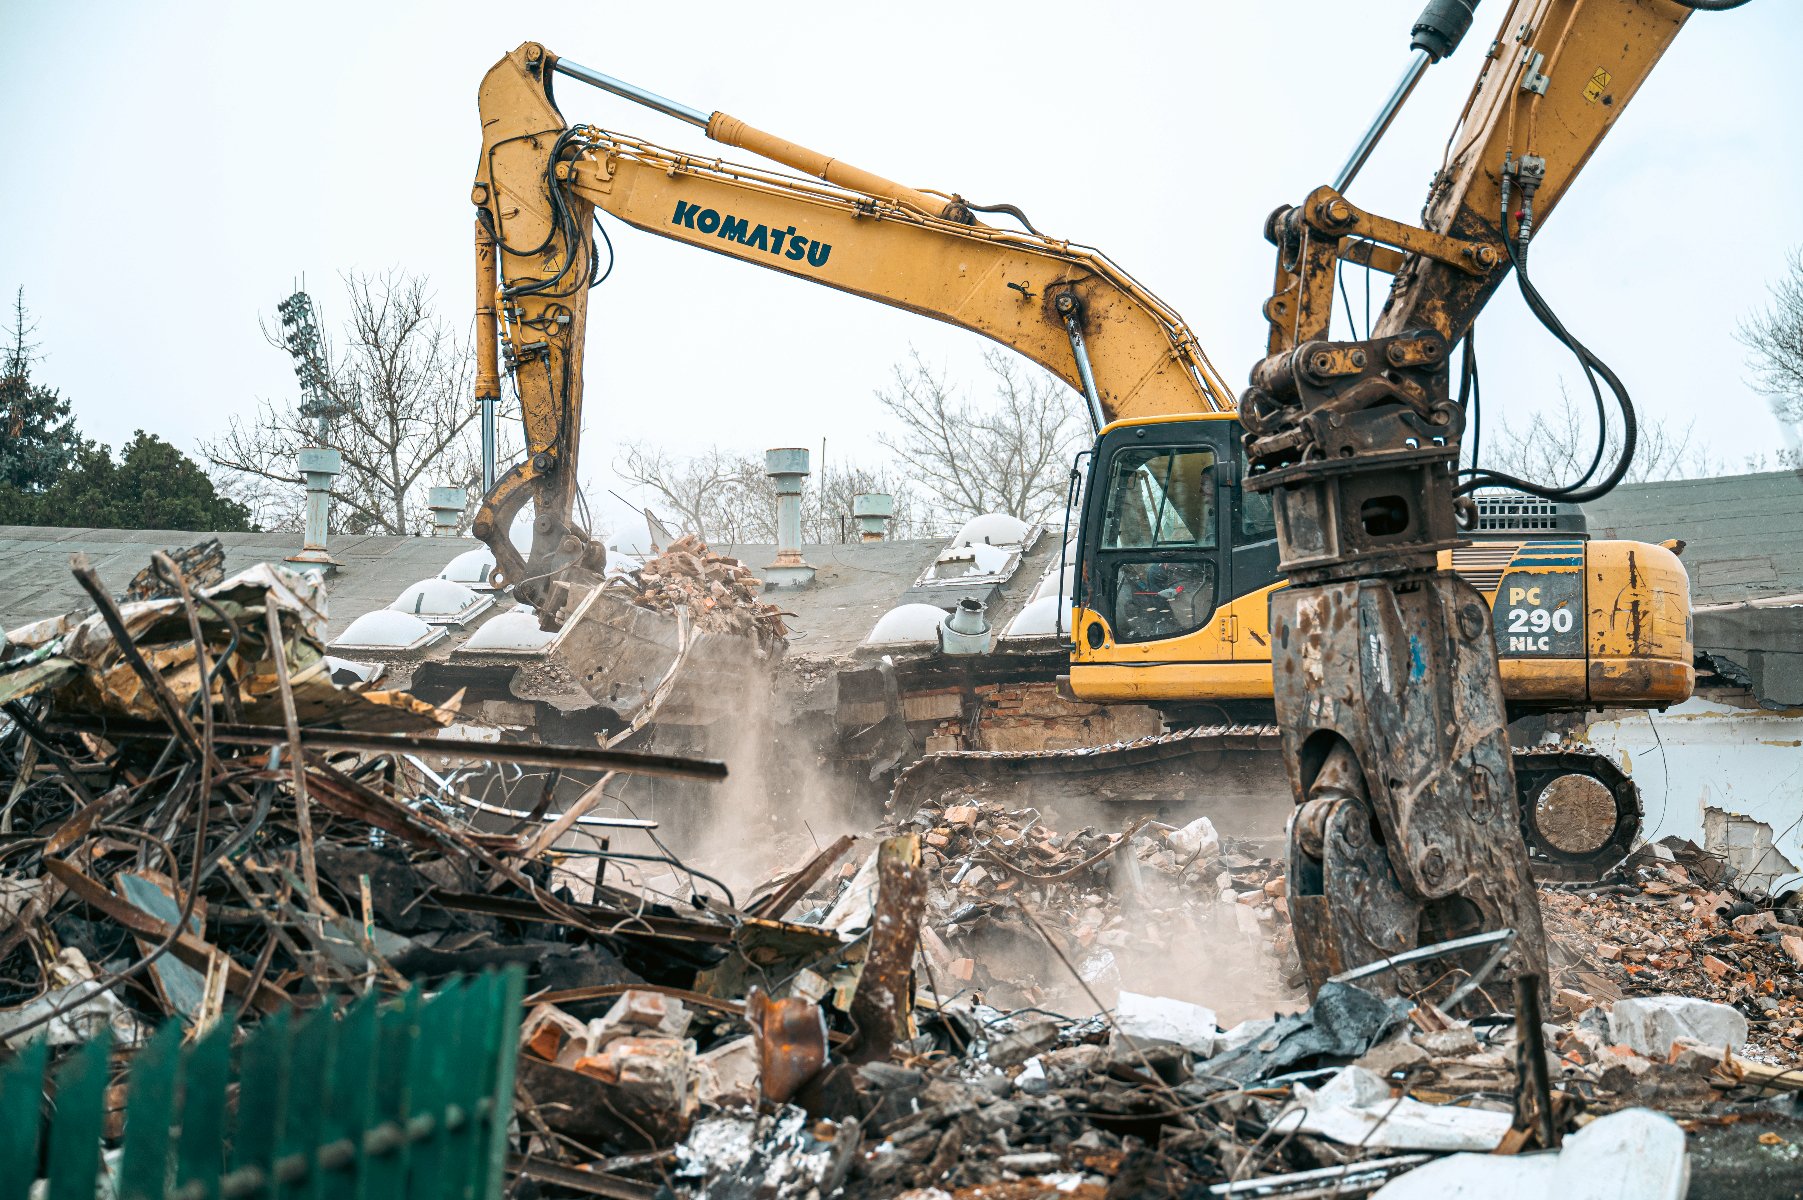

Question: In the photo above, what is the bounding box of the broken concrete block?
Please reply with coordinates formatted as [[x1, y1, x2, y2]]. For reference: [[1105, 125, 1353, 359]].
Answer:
[[1701, 954, 1733, 980], [1355, 1036, 1430, 1077], [948, 958, 975, 981], [596, 989, 691, 1045], [520, 1003, 591, 1065], [1414, 1027, 1479, 1058], [1554, 988, 1597, 1017], [944, 805, 979, 826], [573, 1036, 694, 1114], [1263, 876, 1287, 898], [987, 1017, 1060, 1068], [694, 1035, 760, 1109], [1732, 911, 1777, 936], [1166, 816, 1220, 861], [1114, 991, 1218, 1057], [1609, 995, 1749, 1058], [1783, 934, 1803, 967]]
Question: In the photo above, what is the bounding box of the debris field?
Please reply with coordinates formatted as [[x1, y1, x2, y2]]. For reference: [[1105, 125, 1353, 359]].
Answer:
[[1, 544, 1800, 1200]]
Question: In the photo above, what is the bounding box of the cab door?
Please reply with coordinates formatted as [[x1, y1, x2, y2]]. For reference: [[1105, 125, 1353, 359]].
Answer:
[[1073, 420, 1235, 664]]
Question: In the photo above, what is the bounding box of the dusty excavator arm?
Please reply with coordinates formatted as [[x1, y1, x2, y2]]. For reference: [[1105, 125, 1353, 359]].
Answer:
[[468, 42, 1232, 604], [1241, 0, 1701, 1013], [560, 134, 1231, 423]]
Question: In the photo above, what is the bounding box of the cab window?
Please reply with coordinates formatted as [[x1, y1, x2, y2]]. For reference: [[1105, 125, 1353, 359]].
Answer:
[[1101, 448, 1217, 549], [1094, 446, 1220, 643]]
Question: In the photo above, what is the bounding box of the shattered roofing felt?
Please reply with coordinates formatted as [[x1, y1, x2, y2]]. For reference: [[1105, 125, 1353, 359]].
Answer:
[[0, 527, 483, 638], [1582, 468, 1803, 605]]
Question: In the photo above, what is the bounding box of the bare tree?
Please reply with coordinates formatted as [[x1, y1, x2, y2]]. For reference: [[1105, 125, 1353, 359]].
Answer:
[[877, 348, 1086, 527], [204, 270, 507, 534], [617, 443, 923, 545], [1737, 246, 1803, 467], [1478, 384, 1720, 487]]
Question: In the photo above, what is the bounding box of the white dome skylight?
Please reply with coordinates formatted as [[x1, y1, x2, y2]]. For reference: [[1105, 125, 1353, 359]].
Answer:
[[1032, 561, 1076, 603], [1004, 594, 1072, 638], [464, 610, 556, 652], [441, 547, 497, 588], [951, 512, 1032, 548], [388, 578, 492, 626], [331, 610, 444, 653], [866, 603, 952, 645]]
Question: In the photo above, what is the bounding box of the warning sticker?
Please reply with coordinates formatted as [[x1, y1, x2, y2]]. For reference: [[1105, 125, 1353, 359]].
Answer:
[[1583, 67, 1613, 104]]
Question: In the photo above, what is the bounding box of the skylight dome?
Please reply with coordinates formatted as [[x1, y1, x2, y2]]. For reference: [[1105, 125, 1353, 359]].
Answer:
[[1004, 594, 1072, 638], [866, 603, 951, 645], [464, 610, 556, 652], [440, 547, 497, 589], [951, 512, 1032, 548], [330, 610, 444, 653], [388, 578, 492, 626]]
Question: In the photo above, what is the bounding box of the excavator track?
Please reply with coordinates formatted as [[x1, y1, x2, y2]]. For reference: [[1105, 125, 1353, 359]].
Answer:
[[891, 726, 1641, 884]]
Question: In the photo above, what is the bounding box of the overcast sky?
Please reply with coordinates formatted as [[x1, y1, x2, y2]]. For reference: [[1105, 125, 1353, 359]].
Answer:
[[3, 1, 1798, 533]]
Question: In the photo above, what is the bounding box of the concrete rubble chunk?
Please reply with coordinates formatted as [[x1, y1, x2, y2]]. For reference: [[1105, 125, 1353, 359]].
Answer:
[[1608, 994, 1748, 1058], [1165, 815, 1220, 861], [694, 1036, 760, 1109], [1371, 1107, 1689, 1199], [987, 1016, 1061, 1068], [1113, 991, 1219, 1057], [1276, 1065, 1513, 1152]]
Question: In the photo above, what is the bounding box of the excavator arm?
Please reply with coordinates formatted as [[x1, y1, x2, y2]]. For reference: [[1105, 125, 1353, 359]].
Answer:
[[1240, 0, 1718, 1008], [468, 42, 1231, 604]]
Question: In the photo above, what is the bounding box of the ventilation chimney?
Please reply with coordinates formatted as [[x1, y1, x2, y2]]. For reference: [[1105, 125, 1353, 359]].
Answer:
[[764, 447, 816, 588], [938, 597, 992, 655], [286, 447, 342, 571], [852, 493, 894, 542], [428, 487, 466, 537]]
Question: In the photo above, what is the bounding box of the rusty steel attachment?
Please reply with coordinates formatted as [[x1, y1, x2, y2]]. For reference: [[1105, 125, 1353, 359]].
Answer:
[[1244, 311, 1548, 1011]]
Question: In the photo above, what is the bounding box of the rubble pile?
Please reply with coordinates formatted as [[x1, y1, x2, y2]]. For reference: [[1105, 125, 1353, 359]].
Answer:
[[3, 546, 1801, 1198], [1543, 846, 1803, 1061], [888, 794, 1306, 1020], [609, 534, 789, 641]]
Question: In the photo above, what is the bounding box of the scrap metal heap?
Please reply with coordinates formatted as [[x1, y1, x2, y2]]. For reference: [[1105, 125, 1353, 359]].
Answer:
[[2, 545, 1801, 1199]]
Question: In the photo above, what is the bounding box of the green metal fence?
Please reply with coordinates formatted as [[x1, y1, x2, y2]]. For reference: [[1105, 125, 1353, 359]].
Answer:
[[0, 968, 523, 1200]]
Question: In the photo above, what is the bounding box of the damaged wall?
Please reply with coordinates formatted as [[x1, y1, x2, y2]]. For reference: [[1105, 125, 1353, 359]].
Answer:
[[1576, 691, 1803, 898]]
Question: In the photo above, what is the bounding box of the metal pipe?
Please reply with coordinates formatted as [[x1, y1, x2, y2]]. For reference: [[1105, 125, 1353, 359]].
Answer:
[[474, 218, 501, 493], [550, 56, 954, 220], [1333, 48, 1432, 195], [550, 57, 710, 127], [764, 448, 816, 587], [1063, 315, 1105, 432]]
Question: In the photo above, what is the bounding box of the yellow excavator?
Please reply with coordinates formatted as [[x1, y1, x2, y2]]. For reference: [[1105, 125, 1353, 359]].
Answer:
[[464, 13, 1697, 887]]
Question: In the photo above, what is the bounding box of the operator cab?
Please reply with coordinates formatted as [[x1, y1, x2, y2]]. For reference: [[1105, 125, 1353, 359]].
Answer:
[[1068, 414, 1276, 663]]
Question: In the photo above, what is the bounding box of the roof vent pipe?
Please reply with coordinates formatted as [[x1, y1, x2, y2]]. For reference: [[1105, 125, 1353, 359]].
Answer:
[[852, 493, 894, 542], [428, 486, 466, 537], [763, 447, 817, 588], [286, 447, 342, 571], [939, 597, 992, 655]]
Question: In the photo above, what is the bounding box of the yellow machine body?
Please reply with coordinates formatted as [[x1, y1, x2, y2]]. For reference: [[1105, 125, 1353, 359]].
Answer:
[[1066, 413, 1694, 711]]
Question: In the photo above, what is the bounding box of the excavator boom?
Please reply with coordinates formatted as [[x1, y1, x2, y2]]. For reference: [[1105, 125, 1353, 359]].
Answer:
[[468, 42, 1228, 605]]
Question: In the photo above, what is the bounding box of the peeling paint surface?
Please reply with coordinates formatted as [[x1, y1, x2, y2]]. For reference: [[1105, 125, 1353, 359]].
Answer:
[[1579, 696, 1803, 897]]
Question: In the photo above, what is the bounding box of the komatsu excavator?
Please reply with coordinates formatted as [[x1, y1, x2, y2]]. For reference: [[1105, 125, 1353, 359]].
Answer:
[[466, 3, 1715, 964]]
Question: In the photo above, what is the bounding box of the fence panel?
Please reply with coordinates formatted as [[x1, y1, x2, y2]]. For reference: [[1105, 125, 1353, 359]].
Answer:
[[0, 967, 521, 1200]]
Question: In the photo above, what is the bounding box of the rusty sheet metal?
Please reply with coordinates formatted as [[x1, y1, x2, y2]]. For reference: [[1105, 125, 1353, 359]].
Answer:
[[844, 835, 926, 1063], [746, 986, 829, 1105]]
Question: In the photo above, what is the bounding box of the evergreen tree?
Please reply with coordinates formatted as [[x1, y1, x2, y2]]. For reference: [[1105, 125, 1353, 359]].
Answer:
[[30, 433, 253, 531], [0, 290, 88, 505]]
